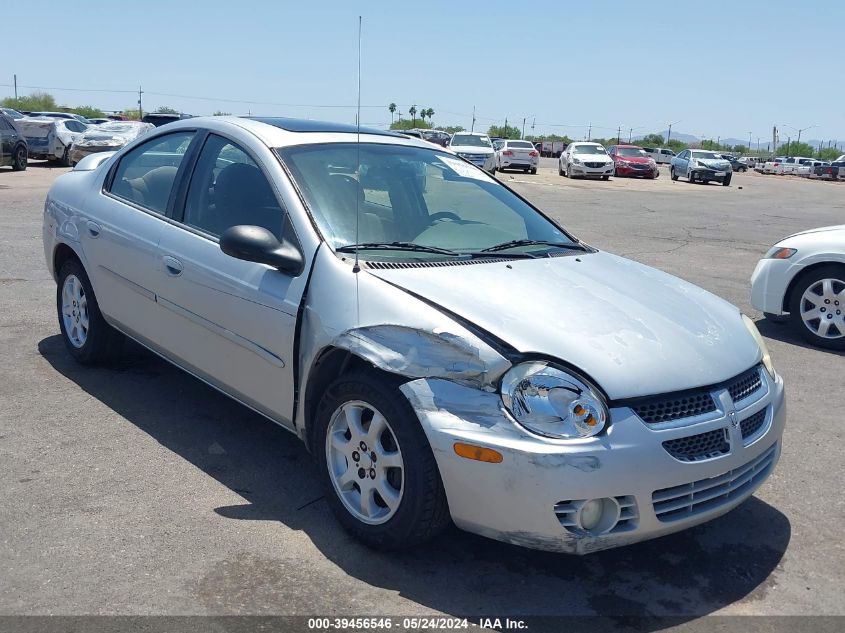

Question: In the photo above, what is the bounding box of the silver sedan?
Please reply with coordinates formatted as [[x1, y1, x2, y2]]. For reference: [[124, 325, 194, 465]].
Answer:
[[43, 116, 785, 554]]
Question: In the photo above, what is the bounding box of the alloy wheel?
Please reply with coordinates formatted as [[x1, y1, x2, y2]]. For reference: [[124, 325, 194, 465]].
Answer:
[[325, 400, 404, 525], [61, 274, 89, 348], [800, 278, 845, 339]]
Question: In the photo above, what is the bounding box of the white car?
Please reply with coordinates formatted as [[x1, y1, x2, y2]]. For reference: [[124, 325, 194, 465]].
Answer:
[[43, 116, 785, 554], [494, 139, 539, 174], [751, 225, 845, 350], [447, 132, 495, 173], [16, 117, 88, 165], [559, 142, 614, 179]]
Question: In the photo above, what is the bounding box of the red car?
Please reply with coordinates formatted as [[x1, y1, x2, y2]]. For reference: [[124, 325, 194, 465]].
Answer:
[[608, 144, 659, 178]]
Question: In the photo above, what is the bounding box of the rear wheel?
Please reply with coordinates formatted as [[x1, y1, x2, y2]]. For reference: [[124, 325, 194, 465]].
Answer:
[[315, 371, 450, 549], [57, 259, 123, 364], [12, 145, 27, 171], [788, 266, 845, 350]]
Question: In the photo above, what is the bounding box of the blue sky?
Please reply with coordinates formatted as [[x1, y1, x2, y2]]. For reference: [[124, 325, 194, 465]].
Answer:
[[4, 1, 843, 145]]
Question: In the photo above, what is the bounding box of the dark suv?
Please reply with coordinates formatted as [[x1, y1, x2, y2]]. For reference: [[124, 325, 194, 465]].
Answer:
[[0, 113, 27, 171]]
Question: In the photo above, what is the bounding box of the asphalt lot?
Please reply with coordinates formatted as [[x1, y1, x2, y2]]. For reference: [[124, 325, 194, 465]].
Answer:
[[1, 160, 843, 624]]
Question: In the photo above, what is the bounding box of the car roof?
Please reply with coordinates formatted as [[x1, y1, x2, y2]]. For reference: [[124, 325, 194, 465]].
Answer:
[[615, 144, 642, 149], [140, 116, 438, 151], [570, 142, 603, 146]]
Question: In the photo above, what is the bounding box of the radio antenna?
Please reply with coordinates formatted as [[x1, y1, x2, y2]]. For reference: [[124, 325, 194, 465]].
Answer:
[[352, 15, 362, 274]]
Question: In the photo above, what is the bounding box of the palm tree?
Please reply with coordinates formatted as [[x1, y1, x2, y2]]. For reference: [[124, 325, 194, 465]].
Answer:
[[419, 109, 426, 124], [388, 103, 396, 124], [409, 105, 417, 127], [425, 108, 435, 124]]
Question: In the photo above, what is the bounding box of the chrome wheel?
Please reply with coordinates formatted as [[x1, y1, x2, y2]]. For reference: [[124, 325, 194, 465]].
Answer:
[[61, 274, 89, 348], [800, 278, 845, 339], [325, 400, 404, 525]]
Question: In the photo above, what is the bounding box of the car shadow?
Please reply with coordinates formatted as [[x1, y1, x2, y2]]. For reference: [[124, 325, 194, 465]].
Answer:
[[38, 334, 791, 626], [755, 316, 845, 356]]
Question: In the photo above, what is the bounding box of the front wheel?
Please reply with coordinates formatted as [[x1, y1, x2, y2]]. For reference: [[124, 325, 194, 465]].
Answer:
[[57, 259, 123, 364], [530, 167, 537, 174], [670, 167, 678, 181], [12, 145, 27, 171], [688, 170, 696, 183], [722, 175, 732, 186], [788, 265, 845, 350], [558, 161, 565, 176], [601, 175, 610, 180], [315, 372, 450, 549], [60, 146, 72, 168]]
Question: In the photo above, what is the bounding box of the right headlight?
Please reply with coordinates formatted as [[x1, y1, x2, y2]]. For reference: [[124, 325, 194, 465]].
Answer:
[[501, 361, 608, 439], [742, 314, 776, 379]]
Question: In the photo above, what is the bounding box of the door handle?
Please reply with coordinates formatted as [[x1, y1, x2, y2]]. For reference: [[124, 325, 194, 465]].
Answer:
[[86, 221, 101, 238], [162, 255, 183, 276]]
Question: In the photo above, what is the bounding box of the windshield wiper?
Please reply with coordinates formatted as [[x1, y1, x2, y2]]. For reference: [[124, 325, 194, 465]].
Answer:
[[336, 241, 460, 256], [480, 239, 589, 253]]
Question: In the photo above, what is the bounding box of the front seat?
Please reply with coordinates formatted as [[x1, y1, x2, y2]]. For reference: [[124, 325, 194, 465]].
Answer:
[[211, 162, 282, 237]]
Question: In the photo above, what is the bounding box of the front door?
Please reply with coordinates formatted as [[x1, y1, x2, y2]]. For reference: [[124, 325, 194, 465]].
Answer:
[[151, 133, 305, 427]]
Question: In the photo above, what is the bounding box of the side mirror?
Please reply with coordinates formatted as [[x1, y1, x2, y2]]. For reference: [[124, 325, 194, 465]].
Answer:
[[220, 225, 304, 276]]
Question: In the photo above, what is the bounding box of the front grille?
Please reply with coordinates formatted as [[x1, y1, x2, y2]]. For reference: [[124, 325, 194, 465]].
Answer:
[[727, 365, 762, 403], [554, 496, 637, 535], [652, 443, 777, 523], [458, 153, 488, 163], [631, 163, 650, 170], [663, 428, 730, 462], [740, 408, 768, 440], [584, 161, 606, 168], [632, 392, 716, 424]]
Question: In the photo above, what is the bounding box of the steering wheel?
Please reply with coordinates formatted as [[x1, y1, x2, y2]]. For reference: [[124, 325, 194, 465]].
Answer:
[[428, 211, 462, 224]]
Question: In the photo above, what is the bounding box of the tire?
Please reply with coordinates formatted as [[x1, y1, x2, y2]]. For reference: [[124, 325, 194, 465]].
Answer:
[[601, 175, 610, 180], [530, 167, 537, 174], [56, 259, 123, 364], [566, 164, 574, 179], [764, 312, 789, 324], [722, 175, 732, 186], [688, 170, 696, 183], [12, 145, 27, 171], [670, 167, 678, 181], [788, 265, 845, 350], [315, 371, 450, 549], [523, 168, 529, 173], [60, 146, 72, 168], [558, 161, 565, 176]]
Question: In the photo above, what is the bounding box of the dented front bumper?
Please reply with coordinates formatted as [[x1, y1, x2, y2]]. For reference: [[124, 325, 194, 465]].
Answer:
[[401, 372, 785, 555]]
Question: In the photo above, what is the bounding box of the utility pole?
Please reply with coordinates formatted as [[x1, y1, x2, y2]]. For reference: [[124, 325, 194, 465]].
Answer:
[[717, 135, 720, 147], [471, 106, 476, 133], [587, 122, 591, 141], [617, 125, 621, 143], [773, 125, 777, 156], [504, 117, 508, 137], [531, 117, 535, 135], [786, 136, 791, 156], [13, 74, 17, 99], [522, 117, 526, 139], [138, 86, 143, 119], [748, 132, 753, 151]]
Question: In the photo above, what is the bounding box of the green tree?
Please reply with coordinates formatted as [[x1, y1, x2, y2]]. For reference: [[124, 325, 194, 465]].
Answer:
[[640, 133, 665, 146], [419, 108, 427, 124], [732, 145, 748, 154], [526, 134, 571, 143], [1, 91, 57, 112], [780, 140, 814, 157], [425, 107, 434, 123], [390, 119, 432, 130], [388, 102, 396, 123], [409, 105, 417, 126], [437, 125, 465, 134], [120, 108, 142, 120], [72, 105, 106, 119], [487, 123, 521, 139], [817, 147, 842, 161], [155, 106, 179, 114]]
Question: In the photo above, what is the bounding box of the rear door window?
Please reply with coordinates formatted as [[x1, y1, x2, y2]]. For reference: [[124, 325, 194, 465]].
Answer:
[[108, 131, 195, 215]]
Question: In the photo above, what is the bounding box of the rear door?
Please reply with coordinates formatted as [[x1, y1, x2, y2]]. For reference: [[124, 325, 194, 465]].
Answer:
[[86, 130, 197, 343], [152, 133, 305, 427]]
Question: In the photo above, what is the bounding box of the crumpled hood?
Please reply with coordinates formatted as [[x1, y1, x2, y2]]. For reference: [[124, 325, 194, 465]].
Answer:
[[368, 251, 760, 399], [696, 158, 731, 170], [450, 145, 494, 155], [615, 155, 652, 164]]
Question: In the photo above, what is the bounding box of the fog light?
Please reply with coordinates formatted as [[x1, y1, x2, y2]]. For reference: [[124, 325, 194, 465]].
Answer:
[[580, 499, 603, 530], [577, 497, 620, 534]]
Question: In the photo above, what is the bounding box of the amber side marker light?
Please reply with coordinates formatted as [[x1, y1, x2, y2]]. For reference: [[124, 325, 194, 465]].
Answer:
[[771, 247, 797, 259], [454, 442, 503, 463]]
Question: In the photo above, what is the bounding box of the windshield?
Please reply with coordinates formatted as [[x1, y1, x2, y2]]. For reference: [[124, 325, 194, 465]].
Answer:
[[572, 145, 607, 155], [507, 141, 534, 149], [691, 151, 722, 160], [616, 147, 647, 157], [450, 134, 492, 148], [277, 143, 575, 259]]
